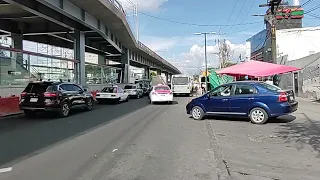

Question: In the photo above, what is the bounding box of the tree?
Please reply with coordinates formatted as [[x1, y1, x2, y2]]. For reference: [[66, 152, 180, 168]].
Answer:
[[150, 71, 156, 77], [193, 74, 199, 81], [222, 62, 236, 68], [218, 39, 232, 68]]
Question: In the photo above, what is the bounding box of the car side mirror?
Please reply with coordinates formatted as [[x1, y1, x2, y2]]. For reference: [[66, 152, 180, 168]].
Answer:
[[83, 88, 88, 92], [206, 93, 211, 99]]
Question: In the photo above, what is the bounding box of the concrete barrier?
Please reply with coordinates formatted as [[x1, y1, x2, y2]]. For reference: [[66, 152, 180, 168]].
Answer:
[[0, 96, 21, 117]]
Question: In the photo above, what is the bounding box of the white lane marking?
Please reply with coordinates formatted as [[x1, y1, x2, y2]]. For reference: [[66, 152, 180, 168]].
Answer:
[[112, 149, 118, 152], [0, 167, 12, 173]]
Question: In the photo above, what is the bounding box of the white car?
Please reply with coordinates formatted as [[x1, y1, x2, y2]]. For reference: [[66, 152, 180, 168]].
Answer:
[[96, 85, 129, 103], [149, 84, 173, 104]]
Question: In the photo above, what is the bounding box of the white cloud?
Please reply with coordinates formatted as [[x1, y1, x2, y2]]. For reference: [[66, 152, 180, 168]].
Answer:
[[138, 35, 246, 75], [118, 0, 168, 12], [140, 34, 223, 52], [167, 41, 246, 75]]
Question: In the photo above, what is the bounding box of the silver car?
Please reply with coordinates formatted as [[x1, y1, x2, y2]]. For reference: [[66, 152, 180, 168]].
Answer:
[[124, 84, 143, 98]]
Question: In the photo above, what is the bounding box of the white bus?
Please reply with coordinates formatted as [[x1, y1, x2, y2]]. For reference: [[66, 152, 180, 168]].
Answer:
[[171, 74, 192, 96]]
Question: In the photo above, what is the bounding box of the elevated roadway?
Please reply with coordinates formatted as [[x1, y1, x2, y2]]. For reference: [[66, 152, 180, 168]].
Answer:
[[0, 0, 180, 85]]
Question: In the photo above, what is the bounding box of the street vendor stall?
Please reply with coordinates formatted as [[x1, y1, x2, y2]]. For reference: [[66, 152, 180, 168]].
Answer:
[[216, 60, 301, 78]]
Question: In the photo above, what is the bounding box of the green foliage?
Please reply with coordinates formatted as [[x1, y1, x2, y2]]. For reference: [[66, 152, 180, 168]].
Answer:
[[222, 62, 236, 68], [150, 71, 157, 77]]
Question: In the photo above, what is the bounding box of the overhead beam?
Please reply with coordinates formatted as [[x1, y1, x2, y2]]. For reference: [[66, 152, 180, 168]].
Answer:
[[2, 0, 88, 31]]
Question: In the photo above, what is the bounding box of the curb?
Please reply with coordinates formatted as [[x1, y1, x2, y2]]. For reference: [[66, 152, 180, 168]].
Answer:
[[0, 112, 24, 119]]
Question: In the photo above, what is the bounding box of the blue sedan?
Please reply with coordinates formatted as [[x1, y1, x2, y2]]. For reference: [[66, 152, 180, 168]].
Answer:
[[186, 81, 298, 124]]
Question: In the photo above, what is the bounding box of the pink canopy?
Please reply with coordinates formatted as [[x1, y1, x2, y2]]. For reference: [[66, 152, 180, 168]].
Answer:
[[216, 60, 301, 77]]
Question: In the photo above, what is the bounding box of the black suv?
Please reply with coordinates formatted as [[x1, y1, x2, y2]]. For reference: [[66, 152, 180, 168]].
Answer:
[[19, 81, 94, 117]]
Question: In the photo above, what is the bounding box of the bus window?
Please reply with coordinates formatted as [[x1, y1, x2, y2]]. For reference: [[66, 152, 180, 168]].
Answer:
[[172, 77, 189, 85]]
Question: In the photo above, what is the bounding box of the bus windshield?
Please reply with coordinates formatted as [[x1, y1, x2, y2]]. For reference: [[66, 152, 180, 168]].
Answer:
[[172, 77, 189, 85]]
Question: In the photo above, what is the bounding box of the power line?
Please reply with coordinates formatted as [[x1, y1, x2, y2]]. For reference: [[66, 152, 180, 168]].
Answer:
[[228, 0, 248, 33], [301, 0, 314, 7], [224, 0, 240, 30], [304, 4, 320, 14], [139, 12, 261, 27]]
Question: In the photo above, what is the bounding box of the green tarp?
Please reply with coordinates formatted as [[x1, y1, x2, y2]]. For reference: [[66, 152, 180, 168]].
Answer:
[[208, 69, 234, 89]]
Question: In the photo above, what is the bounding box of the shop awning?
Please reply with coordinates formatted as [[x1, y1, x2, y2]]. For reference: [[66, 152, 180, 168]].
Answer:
[[216, 60, 301, 77]]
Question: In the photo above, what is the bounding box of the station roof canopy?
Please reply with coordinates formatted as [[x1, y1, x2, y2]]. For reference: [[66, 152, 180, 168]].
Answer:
[[216, 60, 301, 77]]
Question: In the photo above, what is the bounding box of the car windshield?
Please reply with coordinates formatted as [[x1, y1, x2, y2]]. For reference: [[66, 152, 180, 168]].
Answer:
[[124, 85, 136, 89], [101, 87, 117, 93], [155, 86, 170, 91], [172, 77, 188, 85], [259, 82, 282, 91]]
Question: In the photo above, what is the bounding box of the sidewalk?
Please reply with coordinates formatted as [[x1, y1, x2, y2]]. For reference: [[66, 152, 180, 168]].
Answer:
[[295, 97, 320, 122]]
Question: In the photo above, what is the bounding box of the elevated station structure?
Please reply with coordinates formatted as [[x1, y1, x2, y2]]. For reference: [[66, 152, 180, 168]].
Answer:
[[0, 0, 180, 92]]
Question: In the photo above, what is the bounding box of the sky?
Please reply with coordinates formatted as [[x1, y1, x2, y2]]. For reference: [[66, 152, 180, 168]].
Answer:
[[118, 0, 320, 75]]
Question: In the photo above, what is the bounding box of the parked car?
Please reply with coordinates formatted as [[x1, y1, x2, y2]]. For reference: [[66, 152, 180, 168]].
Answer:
[[124, 84, 143, 98], [19, 81, 94, 117], [96, 85, 129, 103], [186, 81, 298, 124], [149, 84, 173, 104]]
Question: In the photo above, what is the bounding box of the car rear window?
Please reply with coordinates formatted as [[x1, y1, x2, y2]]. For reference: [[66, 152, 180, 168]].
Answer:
[[124, 85, 136, 89], [155, 86, 170, 91], [102, 87, 117, 93], [259, 82, 282, 91], [24, 83, 53, 93]]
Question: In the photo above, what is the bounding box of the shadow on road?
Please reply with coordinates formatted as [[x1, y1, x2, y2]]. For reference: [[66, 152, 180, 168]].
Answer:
[[0, 98, 150, 167], [274, 113, 320, 158], [152, 101, 178, 105], [202, 115, 296, 124]]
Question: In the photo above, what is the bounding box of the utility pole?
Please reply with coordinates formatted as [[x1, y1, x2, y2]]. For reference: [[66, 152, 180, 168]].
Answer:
[[194, 32, 217, 93], [258, 0, 286, 64], [133, 3, 139, 41]]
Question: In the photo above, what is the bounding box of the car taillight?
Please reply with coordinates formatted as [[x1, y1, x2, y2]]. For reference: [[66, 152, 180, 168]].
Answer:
[[278, 92, 288, 102], [20, 92, 27, 98], [44, 92, 57, 97]]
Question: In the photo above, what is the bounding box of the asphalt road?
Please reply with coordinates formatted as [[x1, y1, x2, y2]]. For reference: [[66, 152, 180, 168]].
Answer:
[[0, 96, 320, 180]]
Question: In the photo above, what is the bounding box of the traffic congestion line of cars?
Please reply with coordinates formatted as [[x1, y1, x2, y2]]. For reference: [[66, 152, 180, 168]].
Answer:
[[18, 81, 153, 118], [186, 81, 298, 124]]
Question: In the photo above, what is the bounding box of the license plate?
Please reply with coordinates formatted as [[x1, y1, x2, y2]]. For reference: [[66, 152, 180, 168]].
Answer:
[[160, 94, 166, 96], [30, 98, 38, 102]]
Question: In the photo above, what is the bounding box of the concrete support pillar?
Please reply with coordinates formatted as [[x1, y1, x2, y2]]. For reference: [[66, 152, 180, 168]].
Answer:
[[11, 34, 23, 70], [164, 72, 169, 83], [121, 48, 130, 84], [74, 30, 86, 85], [144, 66, 150, 80], [98, 54, 105, 65], [168, 74, 172, 83]]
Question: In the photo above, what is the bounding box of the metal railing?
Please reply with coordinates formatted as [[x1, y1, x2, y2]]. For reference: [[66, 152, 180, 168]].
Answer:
[[108, 0, 126, 16]]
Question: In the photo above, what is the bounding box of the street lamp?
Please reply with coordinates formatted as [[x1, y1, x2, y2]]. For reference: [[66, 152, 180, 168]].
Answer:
[[194, 31, 217, 93]]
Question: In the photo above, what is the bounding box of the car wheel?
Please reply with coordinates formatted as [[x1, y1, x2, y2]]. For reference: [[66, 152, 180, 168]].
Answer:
[[249, 107, 269, 124], [85, 98, 93, 111], [191, 106, 205, 120], [59, 101, 70, 118], [24, 110, 36, 117]]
